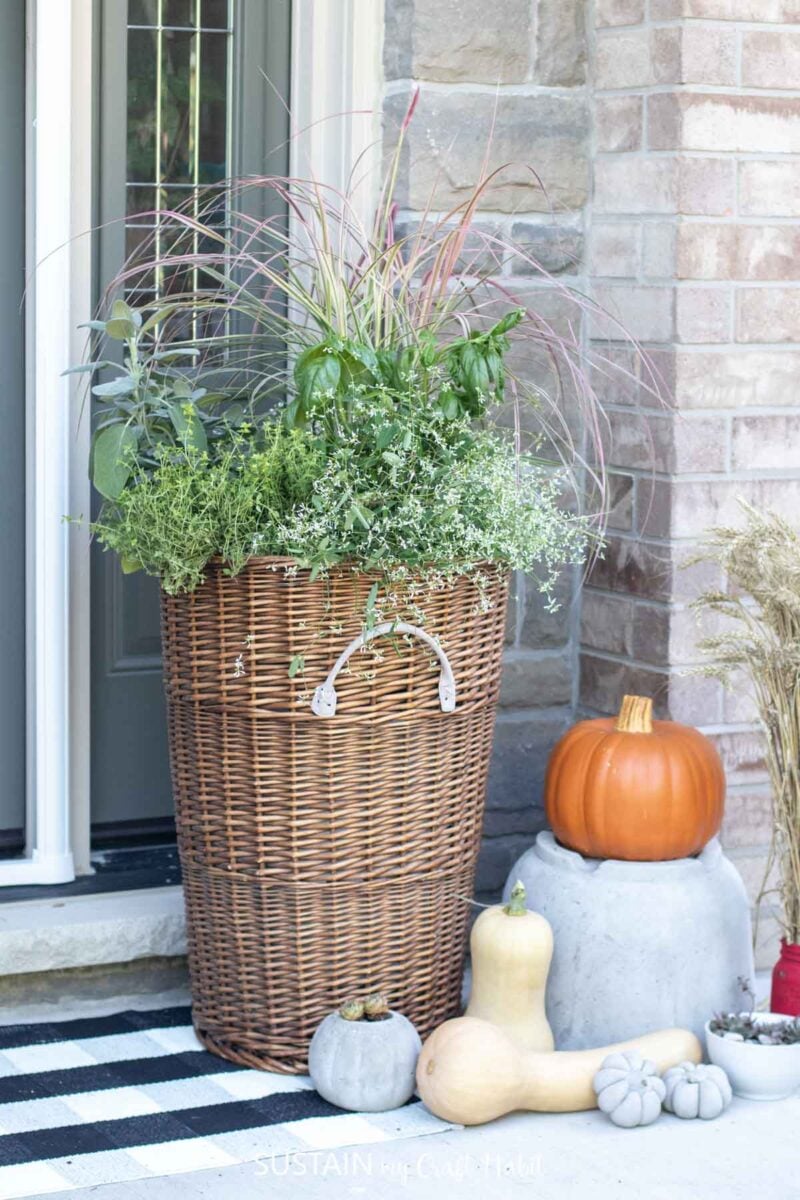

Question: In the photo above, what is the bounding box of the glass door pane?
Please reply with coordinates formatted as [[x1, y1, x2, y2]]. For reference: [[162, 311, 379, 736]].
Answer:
[[91, 0, 290, 839], [124, 0, 233, 311]]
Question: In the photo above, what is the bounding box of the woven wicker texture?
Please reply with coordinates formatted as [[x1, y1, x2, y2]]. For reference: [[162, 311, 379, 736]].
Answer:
[[161, 558, 509, 1073]]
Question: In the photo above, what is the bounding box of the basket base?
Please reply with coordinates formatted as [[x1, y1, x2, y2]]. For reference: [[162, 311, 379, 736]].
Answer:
[[194, 1022, 309, 1075]]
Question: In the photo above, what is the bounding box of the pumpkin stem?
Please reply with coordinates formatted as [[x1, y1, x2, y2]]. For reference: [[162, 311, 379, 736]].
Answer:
[[503, 880, 528, 916], [615, 694, 654, 734]]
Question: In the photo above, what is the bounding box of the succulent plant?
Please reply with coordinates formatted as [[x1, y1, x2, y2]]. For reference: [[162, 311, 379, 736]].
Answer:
[[709, 1012, 800, 1045], [338, 995, 392, 1022], [363, 994, 391, 1021], [339, 999, 366, 1021]]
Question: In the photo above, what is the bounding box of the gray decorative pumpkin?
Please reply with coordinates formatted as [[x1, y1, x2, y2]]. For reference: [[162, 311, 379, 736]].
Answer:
[[593, 1049, 666, 1128], [662, 1061, 732, 1120], [308, 996, 422, 1112]]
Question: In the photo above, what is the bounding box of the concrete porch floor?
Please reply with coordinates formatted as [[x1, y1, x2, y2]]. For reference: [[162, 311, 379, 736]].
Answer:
[[2, 986, 796, 1200]]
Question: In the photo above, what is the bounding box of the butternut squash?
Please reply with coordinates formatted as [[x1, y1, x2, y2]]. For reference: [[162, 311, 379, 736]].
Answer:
[[416, 1016, 702, 1125], [465, 880, 555, 1052]]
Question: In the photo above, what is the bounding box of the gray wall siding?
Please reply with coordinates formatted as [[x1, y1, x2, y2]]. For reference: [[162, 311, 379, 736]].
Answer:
[[0, 1, 28, 849]]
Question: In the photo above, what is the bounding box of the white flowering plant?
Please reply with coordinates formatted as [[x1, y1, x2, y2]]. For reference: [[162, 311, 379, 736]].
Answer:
[[94, 377, 587, 598]]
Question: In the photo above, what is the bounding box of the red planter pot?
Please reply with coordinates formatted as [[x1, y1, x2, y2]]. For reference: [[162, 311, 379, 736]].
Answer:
[[771, 940, 800, 1016]]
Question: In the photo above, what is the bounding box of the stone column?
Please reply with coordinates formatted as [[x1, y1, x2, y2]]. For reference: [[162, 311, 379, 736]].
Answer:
[[581, 0, 800, 967], [384, 0, 592, 900]]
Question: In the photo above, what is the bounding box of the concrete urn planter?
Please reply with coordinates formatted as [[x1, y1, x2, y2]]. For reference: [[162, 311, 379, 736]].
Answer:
[[504, 833, 754, 1049]]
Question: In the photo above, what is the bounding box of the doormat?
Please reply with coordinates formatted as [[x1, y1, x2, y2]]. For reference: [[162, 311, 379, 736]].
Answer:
[[0, 1006, 452, 1199]]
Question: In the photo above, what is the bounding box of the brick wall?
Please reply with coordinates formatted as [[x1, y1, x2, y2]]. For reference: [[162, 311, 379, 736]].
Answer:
[[582, 0, 800, 967], [384, 0, 798, 955]]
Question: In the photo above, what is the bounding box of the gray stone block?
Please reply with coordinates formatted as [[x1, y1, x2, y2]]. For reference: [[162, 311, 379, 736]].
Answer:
[[383, 0, 414, 78], [475, 833, 534, 895], [385, 0, 532, 84], [520, 569, 575, 648], [384, 89, 589, 213], [535, 0, 587, 87], [482, 804, 548, 839], [499, 651, 573, 709], [393, 217, 505, 278], [511, 221, 585, 276], [487, 712, 570, 811]]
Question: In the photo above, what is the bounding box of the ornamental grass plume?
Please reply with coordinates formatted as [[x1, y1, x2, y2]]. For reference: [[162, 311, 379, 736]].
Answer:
[[692, 501, 800, 944]]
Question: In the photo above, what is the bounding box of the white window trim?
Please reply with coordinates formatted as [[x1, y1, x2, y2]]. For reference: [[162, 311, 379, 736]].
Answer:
[[2, 0, 384, 889], [289, 0, 384, 223]]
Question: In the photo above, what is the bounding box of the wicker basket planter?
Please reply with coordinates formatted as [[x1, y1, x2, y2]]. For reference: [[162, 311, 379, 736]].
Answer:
[[161, 557, 509, 1073]]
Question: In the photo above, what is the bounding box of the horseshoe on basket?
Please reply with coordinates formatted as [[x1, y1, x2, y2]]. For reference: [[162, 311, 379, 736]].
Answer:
[[310, 621, 457, 717]]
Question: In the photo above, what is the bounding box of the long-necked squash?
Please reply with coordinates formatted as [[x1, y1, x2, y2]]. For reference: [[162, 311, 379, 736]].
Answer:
[[465, 880, 554, 1052], [416, 1016, 702, 1125]]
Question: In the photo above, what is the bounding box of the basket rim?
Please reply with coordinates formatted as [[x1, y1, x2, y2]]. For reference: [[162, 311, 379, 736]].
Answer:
[[179, 556, 509, 588], [157, 557, 509, 597], [201, 555, 505, 570]]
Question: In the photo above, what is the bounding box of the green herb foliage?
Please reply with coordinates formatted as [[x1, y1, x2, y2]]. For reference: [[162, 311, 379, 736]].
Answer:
[[94, 380, 586, 598], [66, 300, 247, 500]]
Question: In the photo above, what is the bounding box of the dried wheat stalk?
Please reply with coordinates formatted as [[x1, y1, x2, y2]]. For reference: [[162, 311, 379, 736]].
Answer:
[[692, 501, 800, 944]]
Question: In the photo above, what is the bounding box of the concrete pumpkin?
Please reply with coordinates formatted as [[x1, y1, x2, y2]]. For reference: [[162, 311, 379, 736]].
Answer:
[[593, 1049, 666, 1128], [662, 1061, 732, 1119], [545, 694, 725, 862], [308, 996, 422, 1112]]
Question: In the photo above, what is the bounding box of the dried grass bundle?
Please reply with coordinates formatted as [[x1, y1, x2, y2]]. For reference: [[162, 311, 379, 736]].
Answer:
[[693, 501, 800, 944]]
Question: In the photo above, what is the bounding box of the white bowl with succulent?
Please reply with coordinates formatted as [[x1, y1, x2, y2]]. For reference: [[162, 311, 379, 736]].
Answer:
[[705, 1012, 800, 1101]]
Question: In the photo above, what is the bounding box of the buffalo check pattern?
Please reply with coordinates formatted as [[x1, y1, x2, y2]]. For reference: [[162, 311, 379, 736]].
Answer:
[[0, 1007, 450, 1199]]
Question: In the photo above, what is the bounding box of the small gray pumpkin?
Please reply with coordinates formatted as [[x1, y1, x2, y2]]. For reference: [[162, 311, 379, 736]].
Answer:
[[308, 996, 422, 1112], [662, 1061, 732, 1120], [593, 1049, 666, 1128]]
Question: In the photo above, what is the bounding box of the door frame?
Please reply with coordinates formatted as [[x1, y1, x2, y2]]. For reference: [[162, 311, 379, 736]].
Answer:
[[0, 0, 93, 886], [2, 0, 384, 886]]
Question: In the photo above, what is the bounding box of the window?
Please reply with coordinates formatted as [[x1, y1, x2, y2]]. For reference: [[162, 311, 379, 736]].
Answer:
[[124, 0, 235, 308]]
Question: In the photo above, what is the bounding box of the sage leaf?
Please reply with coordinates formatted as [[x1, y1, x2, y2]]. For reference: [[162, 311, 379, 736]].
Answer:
[[61, 361, 114, 377], [92, 375, 138, 399], [151, 347, 201, 362], [92, 424, 138, 500], [168, 402, 208, 453], [139, 304, 178, 335]]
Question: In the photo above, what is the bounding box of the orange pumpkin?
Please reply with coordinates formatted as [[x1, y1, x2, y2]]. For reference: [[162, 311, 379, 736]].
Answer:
[[545, 695, 725, 862]]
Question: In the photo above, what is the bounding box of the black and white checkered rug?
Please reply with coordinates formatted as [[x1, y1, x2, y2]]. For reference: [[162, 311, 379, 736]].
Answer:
[[0, 1006, 450, 1199]]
